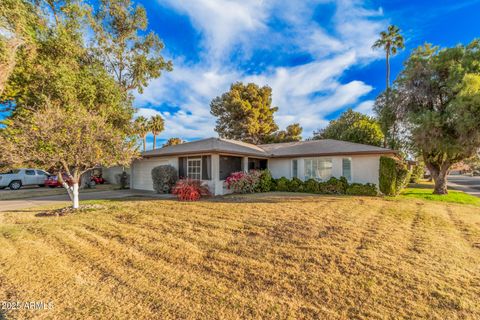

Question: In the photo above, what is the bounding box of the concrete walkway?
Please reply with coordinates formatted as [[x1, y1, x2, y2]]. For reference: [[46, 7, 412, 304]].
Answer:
[[0, 189, 172, 212], [448, 175, 480, 198]]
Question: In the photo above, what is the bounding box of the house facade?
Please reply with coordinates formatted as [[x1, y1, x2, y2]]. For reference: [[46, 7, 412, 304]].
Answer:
[[130, 137, 396, 195]]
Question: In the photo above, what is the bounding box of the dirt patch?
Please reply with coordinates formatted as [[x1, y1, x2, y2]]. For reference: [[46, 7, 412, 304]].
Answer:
[[35, 204, 104, 217]]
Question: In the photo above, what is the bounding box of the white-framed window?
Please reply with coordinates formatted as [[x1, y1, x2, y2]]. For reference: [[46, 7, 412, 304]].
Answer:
[[342, 158, 352, 182], [304, 158, 332, 181], [187, 158, 202, 180], [292, 159, 298, 178]]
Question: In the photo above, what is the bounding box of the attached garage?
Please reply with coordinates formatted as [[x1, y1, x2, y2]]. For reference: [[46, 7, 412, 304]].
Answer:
[[131, 158, 177, 191]]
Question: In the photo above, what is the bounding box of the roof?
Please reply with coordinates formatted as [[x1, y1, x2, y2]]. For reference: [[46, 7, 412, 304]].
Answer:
[[141, 137, 395, 158], [258, 139, 395, 157], [142, 137, 268, 158]]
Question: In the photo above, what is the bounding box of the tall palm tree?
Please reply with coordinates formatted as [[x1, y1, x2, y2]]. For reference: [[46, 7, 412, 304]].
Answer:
[[133, 116, 150, 152], [372, 25, 405, 89], [149, 115, 165, 150]]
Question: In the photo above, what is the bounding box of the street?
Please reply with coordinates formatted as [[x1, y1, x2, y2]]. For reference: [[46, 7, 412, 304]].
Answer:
[[448, 175, 480, 197]]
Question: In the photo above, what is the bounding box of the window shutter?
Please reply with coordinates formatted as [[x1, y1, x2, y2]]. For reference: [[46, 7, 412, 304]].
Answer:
[[342, 158, 352, 181], [178, 157, 187, 178]]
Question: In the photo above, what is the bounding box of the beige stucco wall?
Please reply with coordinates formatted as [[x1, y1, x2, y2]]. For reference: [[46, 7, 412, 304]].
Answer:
[[268, 155, 381, 185], [103, 166, 131, 185], [130, 153, 382, 195], [131, 157, 177, 191]]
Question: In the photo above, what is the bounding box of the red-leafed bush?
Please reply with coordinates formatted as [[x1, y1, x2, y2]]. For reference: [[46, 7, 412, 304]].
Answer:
[[225, 170, 265, 193], [172, 179, 211, 201]]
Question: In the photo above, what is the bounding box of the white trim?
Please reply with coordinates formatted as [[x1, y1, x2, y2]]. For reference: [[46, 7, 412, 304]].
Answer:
[[187, 157, 202, 180]]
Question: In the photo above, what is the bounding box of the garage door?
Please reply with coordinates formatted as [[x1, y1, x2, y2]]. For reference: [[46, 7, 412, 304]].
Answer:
[[132, 159, 169, 191]]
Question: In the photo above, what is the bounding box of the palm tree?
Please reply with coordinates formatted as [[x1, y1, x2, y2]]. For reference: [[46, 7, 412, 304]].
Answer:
[[373, 25, 404, 148], [372, 25, 405, 89], [133, 116, 150, 151], [148, 115, 165, 150]]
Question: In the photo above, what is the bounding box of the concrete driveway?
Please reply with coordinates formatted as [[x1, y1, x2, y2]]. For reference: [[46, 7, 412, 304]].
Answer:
[[0, 189, 171, 212], [448, 175, 480, 197]]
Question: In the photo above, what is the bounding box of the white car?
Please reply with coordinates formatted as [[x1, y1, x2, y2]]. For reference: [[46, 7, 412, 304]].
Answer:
[[0, 169, 50, 190]]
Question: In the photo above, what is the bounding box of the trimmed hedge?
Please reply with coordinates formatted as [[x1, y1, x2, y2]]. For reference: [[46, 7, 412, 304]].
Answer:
[[379, 156, 410, 196], [269, 176, 378, 196], [346, 183, 377, 196]]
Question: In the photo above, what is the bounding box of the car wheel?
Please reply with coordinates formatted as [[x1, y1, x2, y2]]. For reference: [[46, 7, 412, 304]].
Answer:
[[48, 185, 57, 188], [38, 184, 45, 187], [9, 180, 22, 190]]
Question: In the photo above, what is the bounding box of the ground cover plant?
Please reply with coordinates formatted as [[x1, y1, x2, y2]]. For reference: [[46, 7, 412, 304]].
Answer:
[[0, 193, 479, 319]]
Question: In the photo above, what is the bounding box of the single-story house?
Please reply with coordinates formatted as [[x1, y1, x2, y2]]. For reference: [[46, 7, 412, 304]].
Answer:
[[130, 137, 396, 195]]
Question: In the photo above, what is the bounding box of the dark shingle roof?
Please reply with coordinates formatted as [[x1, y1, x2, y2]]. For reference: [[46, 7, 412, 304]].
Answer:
[[258, 139, 395, 157], [142, 138, 395, 158], [142, 138, 268, 158]]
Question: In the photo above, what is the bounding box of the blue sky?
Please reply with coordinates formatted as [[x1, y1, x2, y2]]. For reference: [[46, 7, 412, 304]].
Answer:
[[4, 0, 479, 148], [134, 0, 480, 147]]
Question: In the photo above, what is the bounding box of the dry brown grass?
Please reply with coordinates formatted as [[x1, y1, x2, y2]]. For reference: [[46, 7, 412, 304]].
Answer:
[[0, 193, 479, 319]]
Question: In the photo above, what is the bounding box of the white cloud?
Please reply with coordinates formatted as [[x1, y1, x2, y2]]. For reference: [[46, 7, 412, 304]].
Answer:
[[160, 0, 269, 61], [138, 0, 387, 140], [354, 100, 376, 117]]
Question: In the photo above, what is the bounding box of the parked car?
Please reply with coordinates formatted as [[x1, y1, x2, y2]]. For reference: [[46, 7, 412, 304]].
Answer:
[[0, 169, 50, 190], [44, 173, 76, 188], [90, 174, 105, 185]]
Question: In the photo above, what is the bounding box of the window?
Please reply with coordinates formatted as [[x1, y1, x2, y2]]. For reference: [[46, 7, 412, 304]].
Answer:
[[187, 158, 201, 180], [219, 156, 242, 180], [342, 158, 352, 181], [25, 170, 36, 175], [36, 170, 48, 175], [292, 160, 298, 178], [179, 156, 211, 180], [304, 158, 332, 181]]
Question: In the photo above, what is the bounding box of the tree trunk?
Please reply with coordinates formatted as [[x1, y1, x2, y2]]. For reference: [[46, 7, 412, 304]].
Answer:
[[153, 134, 156, 150], [72, 182, 79, 209], [386, 50, 390, 89], [143, 136, 146, 151], [427, 162, 450, 195]]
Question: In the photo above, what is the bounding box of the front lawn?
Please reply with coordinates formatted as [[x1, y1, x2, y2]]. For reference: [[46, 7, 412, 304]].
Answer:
[[1, 194, 479, 319], [397, 180, 480, 206], [399, 187, 480, 206]]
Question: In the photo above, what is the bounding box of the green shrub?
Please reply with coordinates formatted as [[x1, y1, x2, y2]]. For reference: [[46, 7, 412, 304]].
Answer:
[[288, 177, 304, 192], [410, 164, 424, 183], [151, 165, 178, 193], [379, 156, 411, 196], [346, 183, 378, 196], [304, 179, 320, 193], [395, 164, 411, 194], [255, 170, 272, 192], [319, 177, 348, 194], [379, 157, 398, 196], [275, 177, 290, 191]]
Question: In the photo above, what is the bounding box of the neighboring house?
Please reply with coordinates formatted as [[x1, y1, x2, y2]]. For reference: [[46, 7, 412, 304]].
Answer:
[[130, 137, 396, 195]]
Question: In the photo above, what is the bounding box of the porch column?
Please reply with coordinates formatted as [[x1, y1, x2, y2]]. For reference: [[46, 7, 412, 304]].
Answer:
[[211, 154, 222, 195], [242, 156, 249, 172]]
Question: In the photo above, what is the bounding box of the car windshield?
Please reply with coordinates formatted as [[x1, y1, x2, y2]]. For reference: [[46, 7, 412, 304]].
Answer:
[[1, 169, 20, 174]]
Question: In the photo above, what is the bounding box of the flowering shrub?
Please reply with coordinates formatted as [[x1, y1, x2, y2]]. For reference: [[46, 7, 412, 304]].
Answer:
[[172, 179, 210, 201], [226, 170, 266, 193]]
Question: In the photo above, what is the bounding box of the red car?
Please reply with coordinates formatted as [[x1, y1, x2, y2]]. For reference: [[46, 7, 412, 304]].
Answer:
[[44, 174, 74, 188]]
